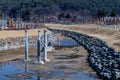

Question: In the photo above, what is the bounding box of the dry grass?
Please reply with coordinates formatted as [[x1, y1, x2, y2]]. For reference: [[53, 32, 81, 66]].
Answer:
[[0, 28, 51, 39], [45, 24, 120, 51]]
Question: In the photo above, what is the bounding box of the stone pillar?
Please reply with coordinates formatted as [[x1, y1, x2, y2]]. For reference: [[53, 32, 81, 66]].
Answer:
[[44, 30, 50, 62], [34, 30, 44, 64], [24, 30, 30, 62]]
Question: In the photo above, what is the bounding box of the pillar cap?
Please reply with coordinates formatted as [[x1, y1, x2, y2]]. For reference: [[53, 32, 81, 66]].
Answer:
[[25, 30, 28, 32], [38, 30, 40, 32], [44, 30, 47, 32]]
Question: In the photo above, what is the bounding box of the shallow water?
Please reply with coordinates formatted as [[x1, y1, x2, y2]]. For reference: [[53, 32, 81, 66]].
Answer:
[[0, 62, 95, 80], [53, 38, 78, 47], [0, 36, 96, 80]]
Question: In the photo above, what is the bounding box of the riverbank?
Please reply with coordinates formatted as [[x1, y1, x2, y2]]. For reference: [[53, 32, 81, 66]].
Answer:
[[48, 28, 120, 80], [0, 28, 52, 51], [45, 24, 120, 51], [0, 44, 97, 80], [0, 29, 45, 39]]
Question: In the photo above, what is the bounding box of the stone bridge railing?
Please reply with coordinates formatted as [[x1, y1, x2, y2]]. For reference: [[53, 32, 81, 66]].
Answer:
[[48, 28, 120, 80]]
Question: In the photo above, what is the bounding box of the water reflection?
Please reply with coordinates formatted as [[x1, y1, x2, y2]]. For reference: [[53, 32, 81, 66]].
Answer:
[[25, 63, 28, 73], [0, 36, 95, 80], [53, 38, 78, 47], [37, 77, 40, 80], [0, 61, 96, 80], [25, 63, 29, 80]]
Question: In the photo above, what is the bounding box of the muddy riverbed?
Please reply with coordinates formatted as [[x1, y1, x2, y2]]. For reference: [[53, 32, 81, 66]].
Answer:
[[0, 35, 99, 80]]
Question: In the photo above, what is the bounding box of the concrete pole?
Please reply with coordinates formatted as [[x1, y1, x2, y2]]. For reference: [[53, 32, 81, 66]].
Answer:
[[34, 30, 44, 64], [1, 19, 4, 30], [24, 30, 30, 62], [44, 30, 50, 62]]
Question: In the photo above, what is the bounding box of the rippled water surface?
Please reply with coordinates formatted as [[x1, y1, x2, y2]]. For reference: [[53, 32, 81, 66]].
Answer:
[[0, 36, 96, 80], [0, 62, 95, 80]]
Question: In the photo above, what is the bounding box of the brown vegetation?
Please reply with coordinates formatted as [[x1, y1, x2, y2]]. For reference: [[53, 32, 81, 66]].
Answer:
[[0, 28, 51, 39], [45, 24, 120, 51]]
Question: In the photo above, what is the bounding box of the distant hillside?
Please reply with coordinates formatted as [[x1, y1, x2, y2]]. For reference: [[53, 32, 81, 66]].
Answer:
[[0, 0, 120, 19]]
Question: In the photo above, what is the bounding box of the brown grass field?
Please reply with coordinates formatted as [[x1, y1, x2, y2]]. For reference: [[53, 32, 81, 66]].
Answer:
[[0, 24, 120, 51], [45, 24, 120, 51], [0, 28, 51, 39]]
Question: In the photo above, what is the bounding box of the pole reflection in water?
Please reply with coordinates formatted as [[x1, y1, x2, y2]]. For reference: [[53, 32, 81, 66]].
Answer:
[[37, 76, 40, 80], [24, 63, 30, 80], [25, 63, 28, 74]]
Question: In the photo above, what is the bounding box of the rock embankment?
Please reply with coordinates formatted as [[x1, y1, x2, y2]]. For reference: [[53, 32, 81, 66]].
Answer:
[[46, 24, 120, 51], [48, 28, 120, 80]]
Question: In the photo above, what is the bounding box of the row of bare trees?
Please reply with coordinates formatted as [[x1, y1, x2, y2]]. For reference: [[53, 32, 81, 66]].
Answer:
[[72, 16, 120, 25]]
